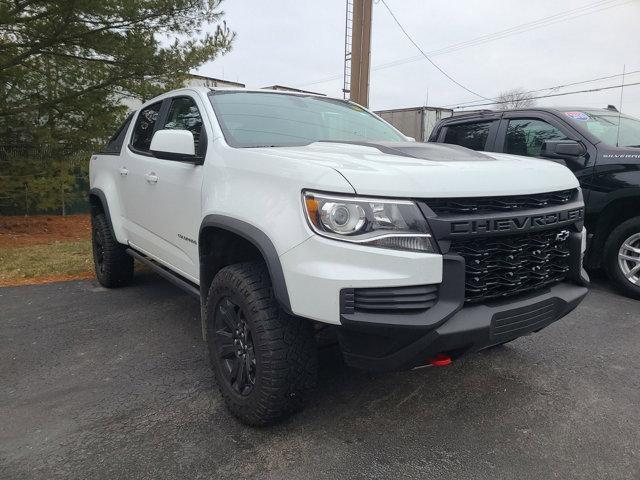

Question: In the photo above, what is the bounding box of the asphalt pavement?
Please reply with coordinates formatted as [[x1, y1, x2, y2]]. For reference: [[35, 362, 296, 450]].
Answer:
[[1, 273, 639, 479]]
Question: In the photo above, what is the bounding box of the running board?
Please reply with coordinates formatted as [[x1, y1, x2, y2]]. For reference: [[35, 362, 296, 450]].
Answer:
[[125, 248, 200, 298]]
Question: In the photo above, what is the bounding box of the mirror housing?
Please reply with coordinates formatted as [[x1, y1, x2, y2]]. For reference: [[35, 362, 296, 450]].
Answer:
[[540, 139, 586, 160], [149, 129, 202, 164]]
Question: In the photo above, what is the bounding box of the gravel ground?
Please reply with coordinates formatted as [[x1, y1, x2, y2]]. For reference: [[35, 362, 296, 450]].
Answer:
[[1, 273, 638, 480]]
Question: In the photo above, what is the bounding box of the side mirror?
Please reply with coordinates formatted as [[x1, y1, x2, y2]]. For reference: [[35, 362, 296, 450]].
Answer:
[[540, 139, 586, 160], [149, 130, 202, 164]]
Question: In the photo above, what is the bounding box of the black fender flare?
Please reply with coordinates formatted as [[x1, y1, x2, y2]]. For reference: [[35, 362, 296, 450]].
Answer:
[[89, 188, 116, 238], [198, 215, 292, 314]]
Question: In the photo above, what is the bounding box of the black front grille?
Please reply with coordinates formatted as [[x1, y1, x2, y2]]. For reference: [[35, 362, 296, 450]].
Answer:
[[426, 189, 575, 215], [341, 285, 438, 314], [451, 228, 571, 303]]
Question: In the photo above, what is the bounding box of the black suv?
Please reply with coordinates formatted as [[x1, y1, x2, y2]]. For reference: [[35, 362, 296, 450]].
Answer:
[[429, 107, 640, 299]]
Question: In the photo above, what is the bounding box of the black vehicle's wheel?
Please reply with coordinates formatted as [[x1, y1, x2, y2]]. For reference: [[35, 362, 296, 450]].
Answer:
[[604, 216, 640, 300], [206, 262, 317, 426], [91, 213, 134, 288]]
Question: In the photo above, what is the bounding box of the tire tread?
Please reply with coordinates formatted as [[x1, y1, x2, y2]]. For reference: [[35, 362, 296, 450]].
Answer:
[[92, 213, 134, 288], [206, 262, 317, 426]]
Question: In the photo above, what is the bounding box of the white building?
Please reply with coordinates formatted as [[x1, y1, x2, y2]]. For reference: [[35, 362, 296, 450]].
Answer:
[[119, 74, 245, 111]]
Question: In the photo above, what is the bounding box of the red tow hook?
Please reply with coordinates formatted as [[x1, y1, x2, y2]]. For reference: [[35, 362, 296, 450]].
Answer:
[[428, 354, 452, 367]]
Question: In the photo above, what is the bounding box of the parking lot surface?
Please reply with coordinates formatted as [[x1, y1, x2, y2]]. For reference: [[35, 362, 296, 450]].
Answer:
[[1, 273, 639, 479]]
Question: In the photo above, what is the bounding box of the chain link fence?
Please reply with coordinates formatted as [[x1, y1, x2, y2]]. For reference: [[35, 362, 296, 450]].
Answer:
[[0, 145, 92, 216]]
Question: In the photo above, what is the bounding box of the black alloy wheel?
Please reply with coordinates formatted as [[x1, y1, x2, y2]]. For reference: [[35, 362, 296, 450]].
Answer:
[[205, 262, 317, 426], [213, 297, 257, 396]]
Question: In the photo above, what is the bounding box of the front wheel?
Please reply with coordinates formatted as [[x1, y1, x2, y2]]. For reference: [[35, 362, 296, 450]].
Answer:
[[604, 216, 640, 299], [205, 262, 317, 426]]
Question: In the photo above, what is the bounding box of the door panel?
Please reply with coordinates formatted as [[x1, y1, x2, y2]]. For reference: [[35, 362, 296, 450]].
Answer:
[[495, 113, 597, 204], [127, 95, 207, 280], [119, 100, 163, 252]]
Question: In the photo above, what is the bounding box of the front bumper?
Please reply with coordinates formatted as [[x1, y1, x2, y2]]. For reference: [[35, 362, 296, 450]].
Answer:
[[280, 234, 443, 324], [338, 280, 588, 371], [280, 195, 589, 371]]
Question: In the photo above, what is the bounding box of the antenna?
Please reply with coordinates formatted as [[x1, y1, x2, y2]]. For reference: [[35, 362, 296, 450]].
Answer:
[[616, 64, 625, 147]]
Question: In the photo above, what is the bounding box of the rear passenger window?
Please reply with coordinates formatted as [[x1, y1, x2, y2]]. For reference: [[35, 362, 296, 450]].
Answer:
[[162, 97, 204, 154], [504, 118, 568, 157], [131, 101, 162, 152], [443, 122, 491, 151], [104, 114, 133, 154]]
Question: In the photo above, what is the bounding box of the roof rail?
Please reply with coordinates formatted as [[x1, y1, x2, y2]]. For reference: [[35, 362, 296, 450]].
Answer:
[[453, 109, 495, 116]]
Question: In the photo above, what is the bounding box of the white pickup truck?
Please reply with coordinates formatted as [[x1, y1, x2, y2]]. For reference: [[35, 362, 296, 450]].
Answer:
[[89, 87, 588, 425]]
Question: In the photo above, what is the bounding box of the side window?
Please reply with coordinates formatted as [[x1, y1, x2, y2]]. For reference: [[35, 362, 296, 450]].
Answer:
[[443, 122, 491, 151], [131, 101, 162, 152], [162, 97, 204, 154], [104, 114, 133, 154], [504, 118, 568, 157]]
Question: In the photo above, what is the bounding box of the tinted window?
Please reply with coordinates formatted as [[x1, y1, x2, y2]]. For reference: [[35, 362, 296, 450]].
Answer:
[[565, 110, 640, 148], [104, 114, 133, 154], [163, 97, 204, 153], [208, 91, 404, 148], [131, 101, 162, 152], [504, 118, 568, 157], [443, 122, 491, 151]]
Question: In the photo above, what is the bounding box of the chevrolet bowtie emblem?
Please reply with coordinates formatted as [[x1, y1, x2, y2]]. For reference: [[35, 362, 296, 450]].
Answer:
[[556, 230, 570, 242]]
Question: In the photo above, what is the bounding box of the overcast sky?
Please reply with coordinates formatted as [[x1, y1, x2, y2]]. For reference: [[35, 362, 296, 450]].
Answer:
[[197, 0, 640, 116]]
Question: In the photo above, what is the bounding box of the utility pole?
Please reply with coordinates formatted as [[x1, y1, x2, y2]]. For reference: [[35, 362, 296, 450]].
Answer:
[[344, 0, 372, 107]]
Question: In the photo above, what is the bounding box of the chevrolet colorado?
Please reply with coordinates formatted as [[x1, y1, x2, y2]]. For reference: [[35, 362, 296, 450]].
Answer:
[[430, 107, 640, 299], [89, 88, 588, 425]]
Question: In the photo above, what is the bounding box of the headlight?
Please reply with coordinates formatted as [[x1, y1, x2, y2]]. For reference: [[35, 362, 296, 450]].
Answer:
[[303, 191, 436, 252]]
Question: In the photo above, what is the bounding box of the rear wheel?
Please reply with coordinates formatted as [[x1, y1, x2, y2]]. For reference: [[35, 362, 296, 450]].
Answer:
[[91, 213, 133, 288], [604, 216, 640, 299], [206, 262, 317, 426]]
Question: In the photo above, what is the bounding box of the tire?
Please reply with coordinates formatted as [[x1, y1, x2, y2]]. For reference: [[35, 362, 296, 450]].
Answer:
[[205, 262, 317, 426], [91, 213, 134, 288], [603, 216, 640, 300]]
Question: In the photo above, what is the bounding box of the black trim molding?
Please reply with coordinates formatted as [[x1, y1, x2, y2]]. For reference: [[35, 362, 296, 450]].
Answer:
[[89, 188, 116, 238], [198, 215, 292, 313]]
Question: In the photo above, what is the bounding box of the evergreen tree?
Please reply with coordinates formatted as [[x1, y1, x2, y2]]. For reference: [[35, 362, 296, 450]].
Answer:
[[0, 0, 234, 214]]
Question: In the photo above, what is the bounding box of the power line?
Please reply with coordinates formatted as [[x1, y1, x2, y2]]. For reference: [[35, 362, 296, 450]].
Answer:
[[379, 0, 493, 101], [452, 81, 640, 110], [297, 0, 631, 88], [384, 0, 630, 64], [446, 69, 640, 109]]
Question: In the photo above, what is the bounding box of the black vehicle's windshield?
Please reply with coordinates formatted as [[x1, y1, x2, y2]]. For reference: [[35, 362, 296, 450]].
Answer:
[[209, 91, 405, 147], [563, 109, 640, 148]]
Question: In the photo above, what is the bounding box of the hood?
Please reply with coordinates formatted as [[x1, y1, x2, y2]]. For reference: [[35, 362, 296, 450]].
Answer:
[[252, 141, 579, 198]]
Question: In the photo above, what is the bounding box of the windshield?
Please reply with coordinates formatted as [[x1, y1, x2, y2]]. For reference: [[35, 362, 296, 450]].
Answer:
[[208, 91, 405, 147], [563, 110, 640, 148]]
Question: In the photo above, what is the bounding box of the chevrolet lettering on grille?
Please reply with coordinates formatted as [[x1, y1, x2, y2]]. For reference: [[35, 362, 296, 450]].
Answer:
[[449, 207, 584, 235]]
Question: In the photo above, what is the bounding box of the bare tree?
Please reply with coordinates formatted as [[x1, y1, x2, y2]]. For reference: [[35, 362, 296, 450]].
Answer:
[[495, 88, 536, 110]]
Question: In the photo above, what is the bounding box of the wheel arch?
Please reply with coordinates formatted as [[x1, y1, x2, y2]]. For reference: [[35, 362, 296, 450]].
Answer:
[[89, 188, 116, 238], [586, 191, 640, 269], [198, 215, 293, 336]]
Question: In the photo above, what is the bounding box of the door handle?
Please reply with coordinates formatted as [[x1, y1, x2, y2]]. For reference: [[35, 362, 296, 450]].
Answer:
[[145, 172, 159, 184], [119, 167, 128, 176]]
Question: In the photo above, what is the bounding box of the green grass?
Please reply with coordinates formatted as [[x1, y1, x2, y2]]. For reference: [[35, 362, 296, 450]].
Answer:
[[0, 239, 93, 285]]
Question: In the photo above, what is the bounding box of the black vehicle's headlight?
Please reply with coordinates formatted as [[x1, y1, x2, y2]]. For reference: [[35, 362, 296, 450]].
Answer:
[[302, 191, 436, 253]]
